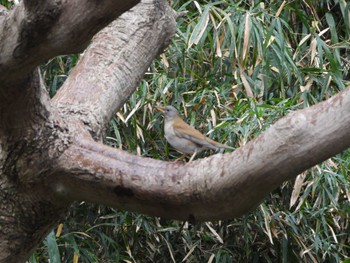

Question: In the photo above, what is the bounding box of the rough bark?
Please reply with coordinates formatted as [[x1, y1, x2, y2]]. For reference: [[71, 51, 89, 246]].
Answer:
[[0, 0, 349, 262], [0, 68, 72, 262]]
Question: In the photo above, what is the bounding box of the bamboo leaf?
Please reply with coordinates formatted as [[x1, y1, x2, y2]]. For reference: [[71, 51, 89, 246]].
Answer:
[[188, 6, 210, 49], [44, 231, 61, 263], [290, 172, 306, 209]]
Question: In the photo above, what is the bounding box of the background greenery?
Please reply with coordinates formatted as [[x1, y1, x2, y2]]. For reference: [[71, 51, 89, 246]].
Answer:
[[2, 0, 348, 261]]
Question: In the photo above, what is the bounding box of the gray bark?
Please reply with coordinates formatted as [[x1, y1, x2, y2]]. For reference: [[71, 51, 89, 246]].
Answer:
[[0, 0, 349, 262]]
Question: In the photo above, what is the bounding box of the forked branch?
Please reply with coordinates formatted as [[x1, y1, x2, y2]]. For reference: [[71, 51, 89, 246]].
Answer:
[[53, 0, 177, 139], [0, 0, 140, 83]]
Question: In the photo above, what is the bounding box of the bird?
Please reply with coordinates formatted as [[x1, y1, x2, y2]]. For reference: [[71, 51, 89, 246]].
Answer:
[[156, 105, 234, 162]]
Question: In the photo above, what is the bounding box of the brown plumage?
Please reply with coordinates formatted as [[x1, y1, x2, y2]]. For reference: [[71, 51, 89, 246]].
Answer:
[[156, 105, 234, 161]]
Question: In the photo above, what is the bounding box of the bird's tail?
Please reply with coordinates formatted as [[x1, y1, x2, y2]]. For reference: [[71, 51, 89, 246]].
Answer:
[[217, 143, 235, 151], [206, 138, 235, 151]]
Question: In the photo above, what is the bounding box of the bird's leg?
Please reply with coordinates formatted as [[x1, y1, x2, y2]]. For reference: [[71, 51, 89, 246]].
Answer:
[[188, 151, 197, 163], [173, 221, 187, 242], [174, 154, 187, 163]]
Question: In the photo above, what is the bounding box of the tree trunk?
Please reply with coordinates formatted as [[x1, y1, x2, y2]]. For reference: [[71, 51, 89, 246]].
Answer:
[[0, 0, 349, 262]]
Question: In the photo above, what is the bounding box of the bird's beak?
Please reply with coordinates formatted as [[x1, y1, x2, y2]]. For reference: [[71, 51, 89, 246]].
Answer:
[[154, 106, 165, 113]]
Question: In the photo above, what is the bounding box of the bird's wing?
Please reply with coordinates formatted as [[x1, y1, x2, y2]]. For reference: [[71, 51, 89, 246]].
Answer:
[[172, 117, 218, 150]]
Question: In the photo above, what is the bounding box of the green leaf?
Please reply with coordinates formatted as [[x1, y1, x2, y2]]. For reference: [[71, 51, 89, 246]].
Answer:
[[188, 6, 210, 49], [44, 230, 61, 263]]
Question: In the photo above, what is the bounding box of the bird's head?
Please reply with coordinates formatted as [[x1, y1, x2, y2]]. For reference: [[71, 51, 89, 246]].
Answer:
[[155, 105, 179, 120]]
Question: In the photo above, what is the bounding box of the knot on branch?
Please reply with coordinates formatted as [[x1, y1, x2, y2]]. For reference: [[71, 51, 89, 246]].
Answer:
[[55, 105, 104, 140]]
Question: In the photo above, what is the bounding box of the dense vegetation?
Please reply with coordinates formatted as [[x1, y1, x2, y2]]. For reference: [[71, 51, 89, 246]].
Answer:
[[2, 0, 348, 261]]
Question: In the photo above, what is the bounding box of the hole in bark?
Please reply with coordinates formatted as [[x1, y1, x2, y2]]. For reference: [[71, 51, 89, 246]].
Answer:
[[188, 214, 196, 224], [113, 186, 134, 198]]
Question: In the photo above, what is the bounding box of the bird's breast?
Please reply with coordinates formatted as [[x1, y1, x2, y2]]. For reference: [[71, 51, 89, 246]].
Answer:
[[164, 121, 199, 154]]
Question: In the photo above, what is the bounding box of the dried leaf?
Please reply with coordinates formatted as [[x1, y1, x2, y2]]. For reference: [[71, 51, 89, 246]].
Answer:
[[73, 252, 79, 263], [56, 223, 63, 237], [290, 172, 306, 209], [205, 222, 224, 244], [260, 205, 273, 244], [300, 78, 313, 92], [276, 0, 287, 17], [125, 100, 141, 123], [240, 73, 254, 98], [209, 13, 222, 57], [160, 53, 169, 68], [182, 243, 198, 262], [210, 109, 216, 127], [242, 13, 251, 65]]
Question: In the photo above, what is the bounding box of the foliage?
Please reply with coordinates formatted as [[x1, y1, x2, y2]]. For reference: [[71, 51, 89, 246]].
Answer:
[[21, 0, 350, 262]]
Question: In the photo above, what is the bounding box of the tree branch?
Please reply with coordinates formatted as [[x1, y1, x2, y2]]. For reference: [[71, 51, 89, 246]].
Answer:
[[52, 0, 176, 139], [0, 69, 51, 132], [0, 0, 140, 83], [54, 87, 350, 222]]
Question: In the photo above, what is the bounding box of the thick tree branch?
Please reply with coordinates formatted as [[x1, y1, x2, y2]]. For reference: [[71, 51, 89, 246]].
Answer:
[[52, 0, 176, 139], [54, 87, 350, 221], [0, 0, 140, 83]]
